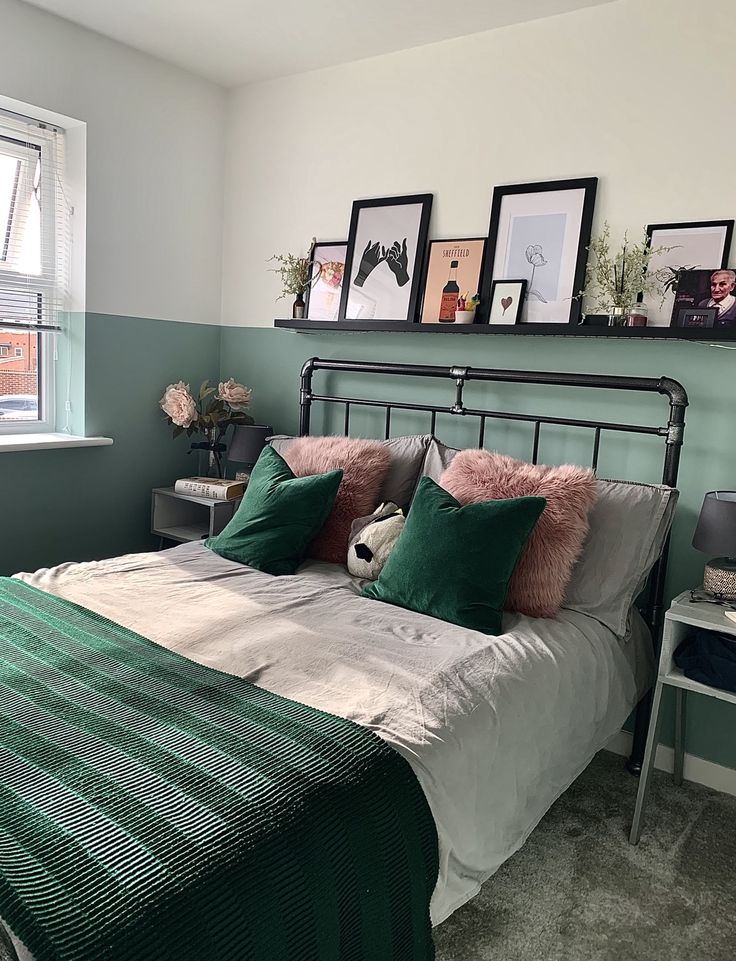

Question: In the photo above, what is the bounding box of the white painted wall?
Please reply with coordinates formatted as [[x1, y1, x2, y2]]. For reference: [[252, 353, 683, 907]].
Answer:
[[221, 0, 736, 327], [1, 0, 226, 324]]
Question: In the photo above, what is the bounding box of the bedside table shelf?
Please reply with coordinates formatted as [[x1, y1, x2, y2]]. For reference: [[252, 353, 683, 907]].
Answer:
[[151, 487, 241, 546], [630, 590, 736, 843]]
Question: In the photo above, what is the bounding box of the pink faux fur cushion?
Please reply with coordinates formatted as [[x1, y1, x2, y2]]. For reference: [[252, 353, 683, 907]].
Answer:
[[440, 450, 598, 618], [283, 436, 391, 565]]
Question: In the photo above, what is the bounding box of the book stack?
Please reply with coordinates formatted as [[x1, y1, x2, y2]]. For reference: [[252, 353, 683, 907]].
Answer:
[[174, 477, 245, 500]]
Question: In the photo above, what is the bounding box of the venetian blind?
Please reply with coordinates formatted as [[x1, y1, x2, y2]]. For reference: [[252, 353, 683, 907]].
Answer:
[[0, 108, 70, 333]]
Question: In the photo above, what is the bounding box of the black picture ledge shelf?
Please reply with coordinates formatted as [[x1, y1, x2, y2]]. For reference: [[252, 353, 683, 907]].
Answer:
[[274, 318, 736, 340]]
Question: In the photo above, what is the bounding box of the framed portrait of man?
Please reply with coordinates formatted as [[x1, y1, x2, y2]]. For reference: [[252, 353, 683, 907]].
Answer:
[[671, 268, 736, 327]]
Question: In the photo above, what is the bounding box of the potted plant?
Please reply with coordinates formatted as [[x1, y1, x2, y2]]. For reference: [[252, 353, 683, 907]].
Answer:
[[159, 378, 254, 478], [581, 223, 674, 326], [269, 242, 320, 318]]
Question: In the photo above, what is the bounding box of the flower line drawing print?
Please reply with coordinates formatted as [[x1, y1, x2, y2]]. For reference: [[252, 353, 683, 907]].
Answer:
[[525, 245, 549, 303]]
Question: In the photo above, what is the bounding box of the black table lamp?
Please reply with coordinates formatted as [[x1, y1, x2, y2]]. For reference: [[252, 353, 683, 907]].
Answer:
[[692, 491, 736, 596], [228, 425, 273, 481]]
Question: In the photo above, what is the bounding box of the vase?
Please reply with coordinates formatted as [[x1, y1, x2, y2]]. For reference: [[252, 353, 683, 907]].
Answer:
[[608, 306, 628, 327], [292, 292, 305, 319], [192, 429, 227, 479]]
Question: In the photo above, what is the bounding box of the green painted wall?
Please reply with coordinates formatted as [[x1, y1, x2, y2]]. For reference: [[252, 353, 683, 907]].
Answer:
[[4, 317, 734, 771], [221, 325, 736, 771], [1, 313, 220, 576]]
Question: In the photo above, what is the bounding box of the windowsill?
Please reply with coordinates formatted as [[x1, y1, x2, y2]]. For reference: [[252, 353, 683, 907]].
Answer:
[[0, 432, 113, 453]]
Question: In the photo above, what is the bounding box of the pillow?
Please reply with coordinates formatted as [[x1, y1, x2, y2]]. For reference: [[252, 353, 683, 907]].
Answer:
[[268, 434, 430, 509], [563, 479, 679, 636], [363, 477, 545, 634], [380, 435, 431, 506], [347, 502, 405, 580], [419, 437, 459, 483], [282, 436, 390, 564], [440, 449, 598, 619], [206, 446, 342, 575]]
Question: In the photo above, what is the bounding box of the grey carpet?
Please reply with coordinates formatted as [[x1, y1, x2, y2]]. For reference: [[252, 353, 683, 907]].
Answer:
[[434, 750, 736, 961]]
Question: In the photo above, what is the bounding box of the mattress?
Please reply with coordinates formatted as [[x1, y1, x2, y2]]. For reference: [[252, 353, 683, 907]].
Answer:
[[3, 542, 653, 959]]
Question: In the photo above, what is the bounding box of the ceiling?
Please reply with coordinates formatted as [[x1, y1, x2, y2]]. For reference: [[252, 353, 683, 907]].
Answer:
[[22, 0, 615, 87]]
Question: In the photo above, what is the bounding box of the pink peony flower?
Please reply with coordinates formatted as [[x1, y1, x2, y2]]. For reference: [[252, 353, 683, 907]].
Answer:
[[159, 381, 197, 428], [217, 378, 252, 411]]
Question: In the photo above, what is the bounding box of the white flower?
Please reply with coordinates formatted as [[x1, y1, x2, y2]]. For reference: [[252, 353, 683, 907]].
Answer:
[[217, 378, 252, 411], [525, 244, 548, 268], [159, 381, 197, 428]]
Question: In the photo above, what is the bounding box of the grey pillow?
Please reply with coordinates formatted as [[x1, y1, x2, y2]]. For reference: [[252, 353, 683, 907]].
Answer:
[[419, 437, 460, 483], [563, 479, 678, 636], [267, 434, 430, 509], [419, 438, 677, 637]]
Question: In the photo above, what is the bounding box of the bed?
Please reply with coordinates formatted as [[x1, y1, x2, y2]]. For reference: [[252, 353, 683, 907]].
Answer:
[[0, 359, 688, 961]]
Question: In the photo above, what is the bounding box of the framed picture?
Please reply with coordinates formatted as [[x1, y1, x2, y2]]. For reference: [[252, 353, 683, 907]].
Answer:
[[670, 268, 736, 327], [305, 241, 347, 322], [480, 177, 597, 325], [339, 194, 433, 323], [676, 306, 717, 328], [420, 238, 486, 324], [645, 221, 734, 327], [488, 279, 527, 325]]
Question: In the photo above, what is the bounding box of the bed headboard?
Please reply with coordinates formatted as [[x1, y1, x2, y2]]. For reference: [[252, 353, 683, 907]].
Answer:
[[298, 357, 688, 772]]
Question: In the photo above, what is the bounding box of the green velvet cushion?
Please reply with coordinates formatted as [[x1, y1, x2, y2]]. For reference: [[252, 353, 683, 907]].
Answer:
[[206, 446, 343, 575], [362, 476, 545, 634]]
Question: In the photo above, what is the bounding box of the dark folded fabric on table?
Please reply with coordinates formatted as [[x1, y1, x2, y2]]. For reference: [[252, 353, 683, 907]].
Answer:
[[674, 627, 736, 695]]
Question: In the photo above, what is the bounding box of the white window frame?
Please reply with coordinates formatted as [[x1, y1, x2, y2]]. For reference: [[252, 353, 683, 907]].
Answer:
[[0, 119, 59, 435]]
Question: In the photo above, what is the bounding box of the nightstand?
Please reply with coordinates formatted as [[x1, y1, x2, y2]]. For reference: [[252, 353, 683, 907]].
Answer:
[[151, 487, 241, 547], [629, 590, 736, 844]]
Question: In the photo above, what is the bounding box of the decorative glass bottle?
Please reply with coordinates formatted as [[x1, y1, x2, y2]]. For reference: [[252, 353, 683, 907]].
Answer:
[[292, 291, 306, 319], [627, 303, 648, 327]]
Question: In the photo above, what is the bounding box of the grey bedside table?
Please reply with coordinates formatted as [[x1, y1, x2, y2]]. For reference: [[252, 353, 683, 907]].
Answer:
[[629, 590, 736, 844], [151, 487, 241, 547]]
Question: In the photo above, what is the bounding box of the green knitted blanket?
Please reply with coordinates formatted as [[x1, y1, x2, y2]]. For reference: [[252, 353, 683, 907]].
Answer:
[[0, 578, 438, 961]]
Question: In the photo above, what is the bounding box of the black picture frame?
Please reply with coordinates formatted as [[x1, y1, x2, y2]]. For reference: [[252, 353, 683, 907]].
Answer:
[[480, 177, 598, 327], [642, 220, 734, 324], [488, 278, 528, 325], [304, 240, 347, 322], [646, 220, 734, 268], [339, 194, 433, 324], [676, 306, 717, 328]]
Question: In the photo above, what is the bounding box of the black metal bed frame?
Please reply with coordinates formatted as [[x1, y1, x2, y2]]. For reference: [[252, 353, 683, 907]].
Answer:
[[298, 357, 688, 773]]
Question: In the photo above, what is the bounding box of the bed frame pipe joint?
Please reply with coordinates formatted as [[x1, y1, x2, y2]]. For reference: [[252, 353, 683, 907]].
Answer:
[[450, 366, 468, 414]]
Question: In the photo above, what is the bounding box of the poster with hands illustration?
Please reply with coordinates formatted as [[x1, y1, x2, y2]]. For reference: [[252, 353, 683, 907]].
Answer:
[[340, 194, 433, 323]]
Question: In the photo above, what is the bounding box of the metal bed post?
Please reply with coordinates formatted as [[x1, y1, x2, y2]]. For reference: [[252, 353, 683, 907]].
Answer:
[[298, 357, 688, 777]]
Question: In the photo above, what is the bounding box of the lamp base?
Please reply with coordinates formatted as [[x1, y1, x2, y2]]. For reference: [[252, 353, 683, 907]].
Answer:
[[703, 557, 736, 596]]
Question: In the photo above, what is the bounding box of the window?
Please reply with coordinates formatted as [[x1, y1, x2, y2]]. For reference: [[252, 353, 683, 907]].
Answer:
[[0, 108, 69, 432]]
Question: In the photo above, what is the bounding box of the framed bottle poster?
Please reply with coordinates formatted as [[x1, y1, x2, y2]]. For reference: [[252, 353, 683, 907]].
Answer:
[[420, 238, 486, 324]]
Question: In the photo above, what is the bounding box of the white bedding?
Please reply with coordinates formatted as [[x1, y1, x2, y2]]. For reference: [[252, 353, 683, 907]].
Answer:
[[4, 542, 652, 957]]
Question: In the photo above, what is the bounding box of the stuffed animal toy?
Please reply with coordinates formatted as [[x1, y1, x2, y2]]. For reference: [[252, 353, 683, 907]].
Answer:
[[347, 502, 405, 580]]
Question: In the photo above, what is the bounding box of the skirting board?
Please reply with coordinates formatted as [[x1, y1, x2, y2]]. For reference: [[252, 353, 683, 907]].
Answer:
[[605, 730, 736, 798]]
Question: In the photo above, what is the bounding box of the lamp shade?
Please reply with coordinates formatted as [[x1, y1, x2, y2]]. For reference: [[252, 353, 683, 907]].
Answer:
[[228, 425, 273, 465], [693, 491, 736, 557]]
